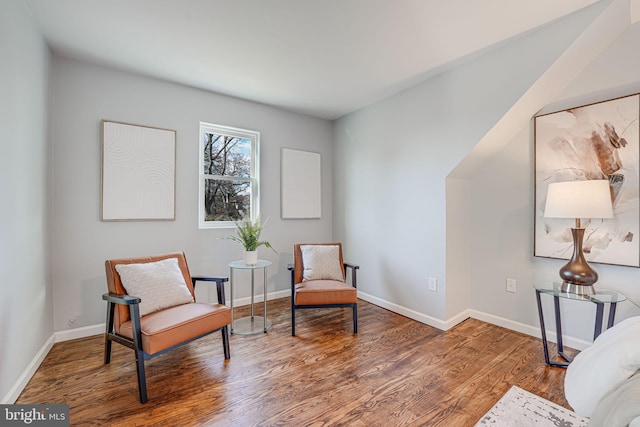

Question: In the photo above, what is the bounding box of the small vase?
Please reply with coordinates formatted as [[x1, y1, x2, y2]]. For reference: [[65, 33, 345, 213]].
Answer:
[[244, 250, 258, 265]]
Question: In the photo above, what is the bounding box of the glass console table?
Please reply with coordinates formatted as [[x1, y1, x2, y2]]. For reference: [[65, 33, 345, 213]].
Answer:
[[534, 282, 626, 367], [228, 260, 272, 335]]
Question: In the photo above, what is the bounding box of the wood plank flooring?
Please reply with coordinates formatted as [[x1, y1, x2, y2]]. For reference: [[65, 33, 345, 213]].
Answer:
[[16, 298, 573, 426]]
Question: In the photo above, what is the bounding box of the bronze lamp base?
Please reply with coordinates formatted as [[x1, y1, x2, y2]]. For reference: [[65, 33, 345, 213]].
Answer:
[[559, 227, 597, 296]]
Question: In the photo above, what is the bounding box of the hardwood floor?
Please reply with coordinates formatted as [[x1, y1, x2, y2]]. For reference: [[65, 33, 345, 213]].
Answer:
[[17, 298, 573, 426]]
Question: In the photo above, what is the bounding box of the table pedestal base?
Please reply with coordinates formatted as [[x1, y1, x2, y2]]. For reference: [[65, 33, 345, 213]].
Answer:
[[232, 316, 272, 335]]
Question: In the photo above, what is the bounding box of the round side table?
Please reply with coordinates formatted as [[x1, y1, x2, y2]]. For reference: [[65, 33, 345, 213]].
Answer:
[[228, 260, 272, 335]]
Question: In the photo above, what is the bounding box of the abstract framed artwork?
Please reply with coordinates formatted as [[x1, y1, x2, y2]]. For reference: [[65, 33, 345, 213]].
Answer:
[[101, 120, 176, 221], [281, 148, 321, 219], [534, 94, 640, 267]]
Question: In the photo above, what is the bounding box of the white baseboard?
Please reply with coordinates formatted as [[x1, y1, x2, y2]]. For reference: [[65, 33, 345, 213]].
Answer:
[[468, 309, 592, 351], [357, 291, 467, 331], [357, 291, 592, 350], [3, 289, 591, 404], [1, 335, 54, 404], [446, 309, 474, 331], [54, 323, 105, 343]]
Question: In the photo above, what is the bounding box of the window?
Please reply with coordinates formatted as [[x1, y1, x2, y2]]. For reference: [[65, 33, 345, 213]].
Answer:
[[199, 122, 259, 228]]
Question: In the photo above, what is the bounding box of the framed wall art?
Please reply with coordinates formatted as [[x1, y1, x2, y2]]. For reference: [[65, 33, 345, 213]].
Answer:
[[101, 120, 176, 221], [534, 94, 640, 267], [281, 148, 321, 219]]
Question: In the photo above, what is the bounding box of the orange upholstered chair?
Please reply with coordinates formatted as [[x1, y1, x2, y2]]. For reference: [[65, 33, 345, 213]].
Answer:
[[102, 252, 231, 403], [288, 243, 359, 336]]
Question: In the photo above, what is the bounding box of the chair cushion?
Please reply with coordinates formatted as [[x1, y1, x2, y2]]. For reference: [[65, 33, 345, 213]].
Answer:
[[300, 245, 344, 282], [294, 280, 357, 305], [115, 258, 194, 316], [119, 302, 232, 355]]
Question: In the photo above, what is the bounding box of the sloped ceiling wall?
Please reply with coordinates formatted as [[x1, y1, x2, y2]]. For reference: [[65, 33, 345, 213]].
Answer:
[[466, 0, 640, 343], [333, 2, 611, 327]]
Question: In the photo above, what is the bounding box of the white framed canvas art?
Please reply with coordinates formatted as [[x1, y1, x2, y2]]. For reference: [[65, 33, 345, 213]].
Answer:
[[101, 120, 176, 221], [281, 148, 321, 219]]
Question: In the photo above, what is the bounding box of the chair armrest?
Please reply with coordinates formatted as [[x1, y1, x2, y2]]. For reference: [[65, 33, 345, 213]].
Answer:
[[344, 263, 359, 288], [191, 276, 229, 305], [288, 264, 296, 291], [191, 276, 228, 286], [102, 292, 143, 352], [102, 292, 141, 305]]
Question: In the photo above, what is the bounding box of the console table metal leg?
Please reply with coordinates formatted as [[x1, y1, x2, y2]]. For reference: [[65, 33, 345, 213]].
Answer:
[[536, 291, 569, 367], [250, 269, 255, 319], [535, 290, 551, 365], [608, 302, 617, 329], [263, 267, 267, 332], [594, 302, 604, 340], [554, 295, 564, 354], [553, 296, 571, 365]]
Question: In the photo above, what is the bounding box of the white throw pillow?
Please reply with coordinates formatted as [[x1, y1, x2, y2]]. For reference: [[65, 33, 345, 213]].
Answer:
[[564, 316, 640, 417], [300, 245, 344, 282], [115, 257, 194, 317]]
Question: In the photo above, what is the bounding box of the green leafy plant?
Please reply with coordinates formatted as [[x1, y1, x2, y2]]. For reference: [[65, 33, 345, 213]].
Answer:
[[223, 216, 277, 253]]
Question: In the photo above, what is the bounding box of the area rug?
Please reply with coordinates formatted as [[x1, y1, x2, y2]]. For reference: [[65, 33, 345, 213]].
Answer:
[[474, 386, 589, 426]]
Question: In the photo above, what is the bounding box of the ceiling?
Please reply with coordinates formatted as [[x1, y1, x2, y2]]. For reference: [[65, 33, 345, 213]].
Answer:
[[25, 0, 600, 120]]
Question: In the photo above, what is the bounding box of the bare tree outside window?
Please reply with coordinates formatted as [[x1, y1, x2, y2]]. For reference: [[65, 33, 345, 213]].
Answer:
[[199, 123, 259, 228]]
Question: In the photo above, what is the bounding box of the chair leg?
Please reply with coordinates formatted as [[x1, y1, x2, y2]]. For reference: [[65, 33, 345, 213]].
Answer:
[[129, 304, 148, 404], [104, 302, 115, 364], [104, 339, 113, 365], [353, 305, 358, 334], [291, 306, 296, 336], [134, 348, 148, 404], [222, 326, 230, 359]]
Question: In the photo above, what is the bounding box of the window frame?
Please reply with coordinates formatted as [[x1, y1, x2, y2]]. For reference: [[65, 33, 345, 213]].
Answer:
[[198, 122, 260, 229]]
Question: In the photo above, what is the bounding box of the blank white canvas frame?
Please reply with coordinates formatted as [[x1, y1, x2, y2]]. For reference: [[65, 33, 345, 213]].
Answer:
[[281, 148, 321, 219], [101, 120, 176, 221]]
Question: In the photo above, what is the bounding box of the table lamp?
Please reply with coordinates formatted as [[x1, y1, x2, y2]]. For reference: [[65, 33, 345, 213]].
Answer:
[[543, 180, 614, 296]]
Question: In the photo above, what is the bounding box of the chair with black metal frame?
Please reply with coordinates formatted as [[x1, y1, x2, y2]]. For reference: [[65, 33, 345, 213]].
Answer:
[[288, 242, 359, 336], [102, 252, 231, 403]]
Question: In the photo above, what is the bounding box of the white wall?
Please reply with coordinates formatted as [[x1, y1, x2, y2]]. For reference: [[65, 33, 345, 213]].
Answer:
[[445, 177, 471, 320], [0, 1, 52, 402], [469, 21, 640, 343], [333, 6, 602, 328], [51, 57, 333, 331]]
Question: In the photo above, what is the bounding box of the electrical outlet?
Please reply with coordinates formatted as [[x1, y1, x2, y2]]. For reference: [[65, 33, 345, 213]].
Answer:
[[428, 277, 438, 292], [506, 278, 517, 293]]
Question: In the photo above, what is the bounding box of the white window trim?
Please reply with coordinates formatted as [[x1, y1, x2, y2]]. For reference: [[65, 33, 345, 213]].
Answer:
[[198, 122, 260, 229]]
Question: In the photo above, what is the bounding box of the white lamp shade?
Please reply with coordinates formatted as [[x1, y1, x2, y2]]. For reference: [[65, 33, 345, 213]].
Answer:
[[544, 180, 614, 219]]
